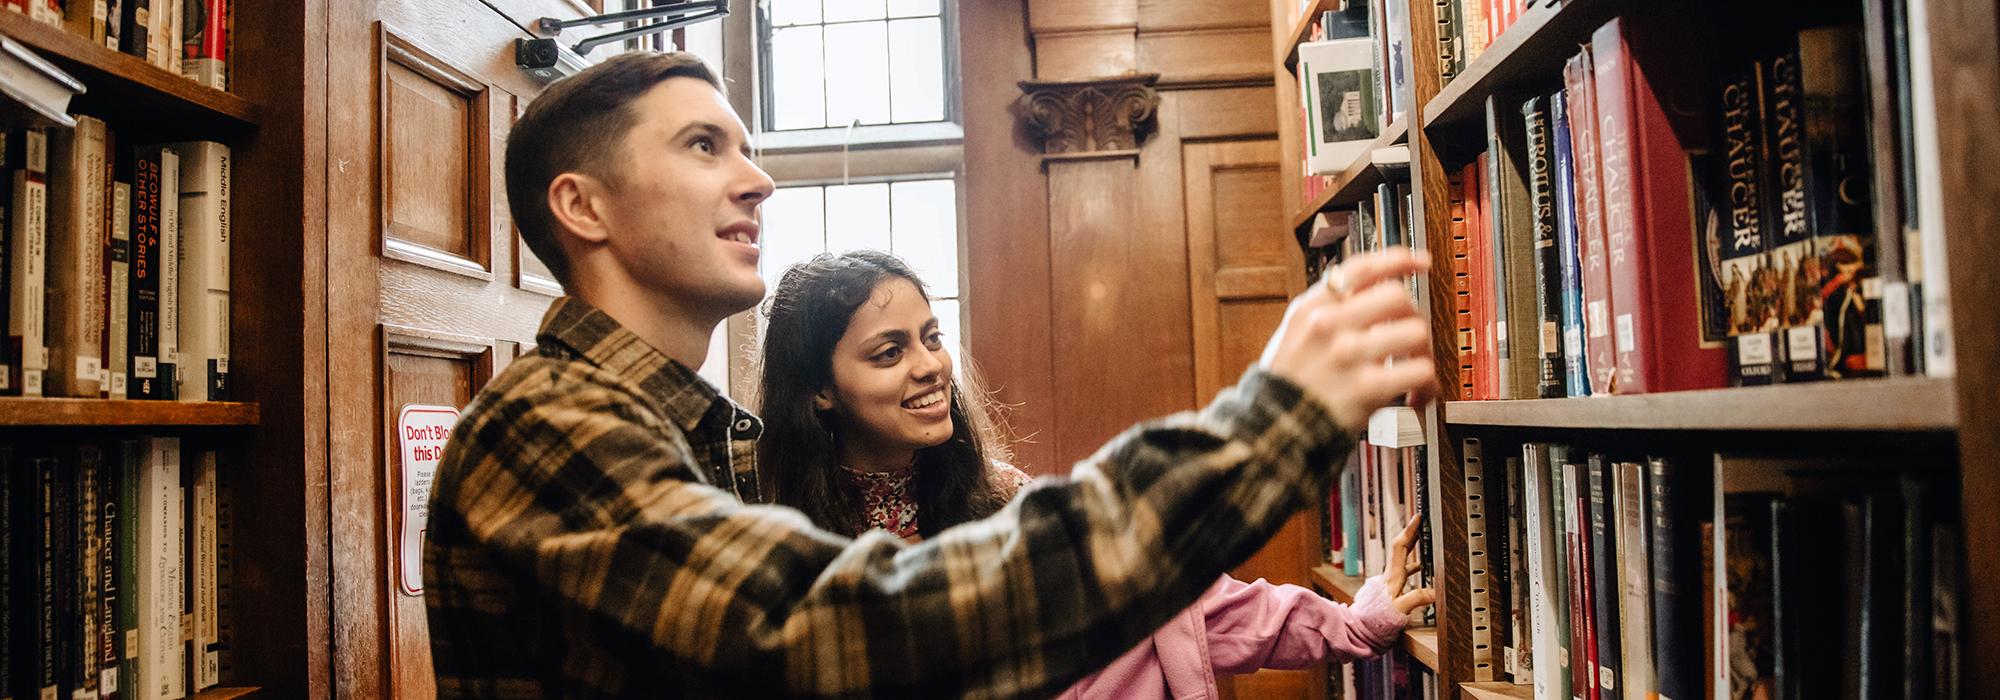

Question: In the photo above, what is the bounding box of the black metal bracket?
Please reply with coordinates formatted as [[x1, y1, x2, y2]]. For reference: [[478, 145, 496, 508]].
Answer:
[[537, 0, 730, 55]]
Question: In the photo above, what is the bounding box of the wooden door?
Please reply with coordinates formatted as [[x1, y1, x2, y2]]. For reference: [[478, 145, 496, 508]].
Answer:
[[1184, 138, 1319, 699], [324, 0, 589, 696]]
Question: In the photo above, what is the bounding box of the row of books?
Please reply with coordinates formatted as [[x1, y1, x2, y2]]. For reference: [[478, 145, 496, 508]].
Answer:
[[1434, 0, 1538, 81], [2, 120, 233, 401], [1328, 650, 1437, 700], [1293, 0, 1413, 201], [1463, 438, 1961, 698], [6, 0, 230, 91], [3, 437, 231, 700], [1451, 10, 1955, 401]]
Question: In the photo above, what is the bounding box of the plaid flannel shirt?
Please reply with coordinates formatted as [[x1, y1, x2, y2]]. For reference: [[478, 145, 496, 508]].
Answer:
[[424, 297, 1354, 698]]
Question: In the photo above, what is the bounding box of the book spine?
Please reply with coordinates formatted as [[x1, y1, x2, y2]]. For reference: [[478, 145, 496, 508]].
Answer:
[[1523, 444, 1568, 700], [1721, 493, 1777, 699], [1566, 459, 1597, 700], [1858, 0, 1915, 376], [1794, 27, 1881, 380], [104, 0, 121, 50], [75, 445, 105, 699], [154, 148, 178, 401], [1760, 44, 1822, 383], [1563, 49, 1618, 396], [1495, 456, 1520, 681], [1471, 154, 1497, 400], [1647, 457, 1700, 700], [1342, 459, 1362, 576], [1592, 17, 1725, 393], [1482, 99, 1516, 400], [169, 142, 227, 402], [180, 0, 226, 90], [1587, 455, 1621, 696], [33, 456, 58, 700], [1614, 461, 1652, 700], [126, 153, 159, 400], [44, 117, 107, 398], [1522, 95, 1566, 397], [1547, 444, 1576, 700], [114, 441, 140, 699], [1464, 437, 1497, 681], [1900, 476, 1932, 700], [61, 0, 106, 44], [1550, 89, 1590, 396], [1904, 0, 1952, 377], [107, 180, 129, 399], [117, 0, 148, 58], [1716, 66, 1779, 386], [135, 437, 184, 700], [8, 129, 49, 397], [189, 451, 218, 690]]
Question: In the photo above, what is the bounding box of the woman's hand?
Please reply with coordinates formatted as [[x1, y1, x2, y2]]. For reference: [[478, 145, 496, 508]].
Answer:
[[1377, 517, 1436, 615]]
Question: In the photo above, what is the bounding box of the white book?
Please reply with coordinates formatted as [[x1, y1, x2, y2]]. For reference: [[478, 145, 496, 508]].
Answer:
[[170, 141, 227, 402], [1905, 0, 1953, 377], [189, 450, 219, 690], [43, 115, 108, 398], [1614, 462, 1654, 700], [1523, 444, 1568, 700], [1298, 38, 1379, 175], [135, 436, 185, 700], [154, 147, 180, 400], [7, 128, 48, 396]]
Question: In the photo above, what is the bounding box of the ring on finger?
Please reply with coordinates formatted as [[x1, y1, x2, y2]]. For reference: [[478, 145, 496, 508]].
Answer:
[[1319, 265, 1350, 298]]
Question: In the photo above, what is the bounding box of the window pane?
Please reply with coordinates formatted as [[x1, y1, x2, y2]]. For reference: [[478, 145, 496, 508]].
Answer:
[[769, 26, 827, 130], [886, 0, 938, 18], [825, 183, 892, 253], [887, 18, 945, 123], [822, 0, 886, 22], [930, 297, 964, 359], [889, 179, 957, 296], [823, 22, 891, 126], [767, 0, 821, 26], [760, 186, 827, 287]]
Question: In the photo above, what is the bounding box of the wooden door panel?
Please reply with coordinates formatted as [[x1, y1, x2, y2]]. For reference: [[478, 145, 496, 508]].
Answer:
[[329, 0, 589, 697], [1211, 165, 1287, 271]]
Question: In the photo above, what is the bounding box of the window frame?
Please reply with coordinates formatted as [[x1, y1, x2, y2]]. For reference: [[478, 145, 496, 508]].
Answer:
[[753, 0, 963, 145]]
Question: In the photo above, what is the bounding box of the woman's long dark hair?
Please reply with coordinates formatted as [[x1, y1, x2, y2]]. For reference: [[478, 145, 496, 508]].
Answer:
[[752, 251, 1013, 537]]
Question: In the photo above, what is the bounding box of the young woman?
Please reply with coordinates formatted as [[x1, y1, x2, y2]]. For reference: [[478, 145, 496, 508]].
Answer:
[[754, 251, 1433, 698]]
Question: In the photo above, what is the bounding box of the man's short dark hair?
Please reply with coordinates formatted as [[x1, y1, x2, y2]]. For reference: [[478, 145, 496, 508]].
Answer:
[[505, 52, 722, 286]]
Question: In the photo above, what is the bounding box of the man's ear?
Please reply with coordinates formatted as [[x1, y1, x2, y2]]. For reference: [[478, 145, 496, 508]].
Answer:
[[813, 387, 836, 412], [548, 172, 613, 245]]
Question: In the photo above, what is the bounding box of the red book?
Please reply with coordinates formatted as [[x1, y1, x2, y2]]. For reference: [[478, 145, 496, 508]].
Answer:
[[1564, 49, 1618, 396], [1450, 169, 1476, 400], [1590, 18, 1726, 393], [1465, 159, 1490, 400]]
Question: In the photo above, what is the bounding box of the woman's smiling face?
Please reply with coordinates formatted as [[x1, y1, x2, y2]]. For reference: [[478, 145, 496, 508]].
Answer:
[[817, 277, 957, 463]]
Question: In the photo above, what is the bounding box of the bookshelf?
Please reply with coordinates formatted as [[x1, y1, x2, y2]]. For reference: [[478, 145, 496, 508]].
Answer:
[[1288, 122, 1411, 232], [1275, 0, 2000, 697], [0, 0, 314, 696], [1281, 0, 1341, 69], [0, 398, 261, 426]]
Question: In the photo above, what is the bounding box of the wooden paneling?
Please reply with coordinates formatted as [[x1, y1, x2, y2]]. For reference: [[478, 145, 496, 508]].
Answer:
[[1174, 86, 1280, 139], [1212, 165, 1289, 271], [380, 28, 493, 279], [379, 325, 493, 700], [382, 262, 554, 346], [1026, 0, 1136, 33], [1033, 29, 1139, 81], [1139, 0, 1265, 32], [1184, 139, 1297, 401], [1138, 27, 1271, 84]]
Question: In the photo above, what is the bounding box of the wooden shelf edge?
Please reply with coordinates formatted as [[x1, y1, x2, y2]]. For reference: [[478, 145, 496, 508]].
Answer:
[[1442, 376, 1958, 432], [1278, 0, 1339, 71], [192, 687, 261, 700], [1461, 681, 1533, 700], [1310, 563, 1364, 605], [0, 398, 262, 426], [0, 9, 261, 127], [1289, 121, 1413, 232], [1403, 626, 1440, 672]]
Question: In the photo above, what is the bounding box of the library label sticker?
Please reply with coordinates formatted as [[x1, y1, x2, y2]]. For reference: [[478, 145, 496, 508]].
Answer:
[[398, 404, 461, 596]]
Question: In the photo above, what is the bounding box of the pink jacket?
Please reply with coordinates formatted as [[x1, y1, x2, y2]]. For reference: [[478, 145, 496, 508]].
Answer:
[[1057, 574, 1407, 700]]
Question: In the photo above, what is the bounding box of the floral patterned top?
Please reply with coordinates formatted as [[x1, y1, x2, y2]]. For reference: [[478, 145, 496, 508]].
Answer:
[[841, 461, 1035, 540]]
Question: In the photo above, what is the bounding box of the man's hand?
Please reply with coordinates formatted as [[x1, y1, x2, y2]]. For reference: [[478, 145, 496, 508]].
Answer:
[[1379, 517, 1437, 614], [1260, 248, 1438, 433]]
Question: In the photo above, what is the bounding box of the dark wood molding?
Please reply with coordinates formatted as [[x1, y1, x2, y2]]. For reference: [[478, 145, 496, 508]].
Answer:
[[1016, 73, 1162, 157]]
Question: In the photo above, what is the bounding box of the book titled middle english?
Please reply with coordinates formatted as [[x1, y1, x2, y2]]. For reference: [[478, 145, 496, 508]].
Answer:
[[171, 141, 228, 402]]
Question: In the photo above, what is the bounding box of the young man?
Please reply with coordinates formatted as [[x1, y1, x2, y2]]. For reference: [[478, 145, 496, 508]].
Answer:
[[424, 52, 1437, 698]]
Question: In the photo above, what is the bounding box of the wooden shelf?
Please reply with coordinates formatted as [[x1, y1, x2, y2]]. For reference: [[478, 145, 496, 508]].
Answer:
[[1310, 563, 1364, 604], [1443, 377, 1957, 432], [1462, 681, 1533, 699], [192, 688, 262, 700], [0, 10, 260, 135], [1277, 0, 1338, 71], [1420, 0, 1618, 150], [1404, 626, 1439, 672], [0, 398, 261, 426], [1289, 121, 1411, 233]]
